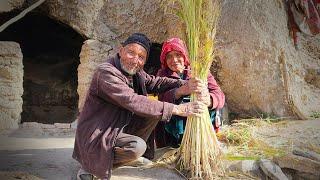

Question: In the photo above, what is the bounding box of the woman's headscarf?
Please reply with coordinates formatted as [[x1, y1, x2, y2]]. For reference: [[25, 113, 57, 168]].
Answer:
[[160, 38, 190, 69]]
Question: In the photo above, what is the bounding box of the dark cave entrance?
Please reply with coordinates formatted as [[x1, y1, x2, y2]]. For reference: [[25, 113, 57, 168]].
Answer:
[[144, 43, 162, 76], [0, 13, 85, 124]]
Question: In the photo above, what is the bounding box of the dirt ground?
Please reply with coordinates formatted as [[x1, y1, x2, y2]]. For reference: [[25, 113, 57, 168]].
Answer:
[[0, 119, 319, 179]]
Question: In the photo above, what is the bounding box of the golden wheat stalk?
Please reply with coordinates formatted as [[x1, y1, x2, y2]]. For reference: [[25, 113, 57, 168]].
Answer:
[[159, 0, 224, 179]]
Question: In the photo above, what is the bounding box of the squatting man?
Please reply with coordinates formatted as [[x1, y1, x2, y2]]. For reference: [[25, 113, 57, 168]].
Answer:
[[73, 33, 211, 180]]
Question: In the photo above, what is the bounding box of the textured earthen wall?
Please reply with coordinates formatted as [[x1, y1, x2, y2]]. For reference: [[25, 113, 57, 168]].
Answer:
[[0, 0, 24, 12], [42, 0, 171, 112], [216, 0, 320, 119], [45, 0, 319, 118], [77, 40, 116, 111], [0, 42, 23, 129], [3, 0, 319, 119]]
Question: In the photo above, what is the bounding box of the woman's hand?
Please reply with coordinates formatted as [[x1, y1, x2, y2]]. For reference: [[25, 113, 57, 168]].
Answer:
[[196, 88, 212, 108], [175, 78, 206, 99]]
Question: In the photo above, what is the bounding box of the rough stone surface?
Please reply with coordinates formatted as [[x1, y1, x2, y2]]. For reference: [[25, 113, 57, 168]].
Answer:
[[54, 123, 70, 129], [0, 0, 24, 12], [228, 160, 260, 174], [21, 122, 41, 129], [77, 40, 115, 111], [216, 0, 320, 119], [293, 149, 320, 162], [259, 159, 288, 180], [0, 42, 23, 129], [1, 0, 320, 119], [253, 119, 320, 149], [296, 172, 319, 180], [274, 153, 320, 177], [74, 0, 319, 119], [41, 0, 168, 44]]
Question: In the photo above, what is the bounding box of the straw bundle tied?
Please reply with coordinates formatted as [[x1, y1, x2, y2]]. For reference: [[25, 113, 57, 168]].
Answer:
[[159, 0, 224, 179]]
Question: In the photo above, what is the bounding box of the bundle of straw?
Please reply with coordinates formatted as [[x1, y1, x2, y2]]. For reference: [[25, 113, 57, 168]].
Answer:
[[161, 0, 224, 179]]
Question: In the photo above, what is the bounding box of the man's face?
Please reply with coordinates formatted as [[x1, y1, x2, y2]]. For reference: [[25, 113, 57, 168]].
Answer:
[[119, 43, 147, 75]]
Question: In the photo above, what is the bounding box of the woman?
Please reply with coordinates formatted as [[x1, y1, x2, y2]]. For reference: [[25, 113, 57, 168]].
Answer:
[[155, 37, 225, 148]]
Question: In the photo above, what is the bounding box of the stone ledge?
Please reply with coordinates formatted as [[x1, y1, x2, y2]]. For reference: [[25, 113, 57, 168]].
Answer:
[[274, 153, 320, 177], [21, 122, 73, 129]]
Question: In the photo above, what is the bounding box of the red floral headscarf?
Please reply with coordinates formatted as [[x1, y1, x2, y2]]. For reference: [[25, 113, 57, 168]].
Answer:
[[160, 38, 190, 69]]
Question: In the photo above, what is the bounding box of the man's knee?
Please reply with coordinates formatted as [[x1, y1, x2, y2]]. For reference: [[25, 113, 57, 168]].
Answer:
[[130, 137, 147, 159]]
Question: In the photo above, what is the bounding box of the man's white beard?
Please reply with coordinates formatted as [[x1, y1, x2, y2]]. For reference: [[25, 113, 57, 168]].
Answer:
[[120, 59, 138, 75]]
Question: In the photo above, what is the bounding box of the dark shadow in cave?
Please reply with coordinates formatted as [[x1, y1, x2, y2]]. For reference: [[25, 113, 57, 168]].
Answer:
[[0, 12, 85, 124], [144, 43, 162, 76]]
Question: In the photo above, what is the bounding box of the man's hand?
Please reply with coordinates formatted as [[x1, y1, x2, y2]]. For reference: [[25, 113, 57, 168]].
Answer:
[[172, 101, 207, 117], [175, 78, 207, 99]]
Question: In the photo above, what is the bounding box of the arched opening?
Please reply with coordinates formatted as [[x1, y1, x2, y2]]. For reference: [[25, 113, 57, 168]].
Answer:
[[0, 12, 85, 124], [144, 43, 162, 76]]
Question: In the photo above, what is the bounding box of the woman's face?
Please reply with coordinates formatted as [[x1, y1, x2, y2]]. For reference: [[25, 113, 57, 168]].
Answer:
[[165, 50, 185, 73]]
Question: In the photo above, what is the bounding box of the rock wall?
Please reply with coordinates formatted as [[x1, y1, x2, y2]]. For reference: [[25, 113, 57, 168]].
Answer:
[[49, 0, 319, 118], [0, 0, 24, 12], [2, 0, 319, 120], [77, 40, 115, 111], [41, 0, 172, 112], [0, 42, 23, 129], [42, 0, 167, 44], [216, 0, 320, 119]]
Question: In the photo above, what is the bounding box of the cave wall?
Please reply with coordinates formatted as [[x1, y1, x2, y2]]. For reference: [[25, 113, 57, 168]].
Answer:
[[0, 13, 83, 125], [43, 0, 319, 118], [0, 42, 23, 129], [1, 0, 319, 122], [0, 0, 24, 13], [216, 0, 320, 119]]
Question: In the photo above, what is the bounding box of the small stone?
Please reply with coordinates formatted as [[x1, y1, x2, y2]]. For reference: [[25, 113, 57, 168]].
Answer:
[[70, 120, 78, 129], [259, 159, 288, 180], [54, 123, 70, 129], [229, 160, 260, 174], [22, 122, 41, 129], [40, 123, 55, 129]]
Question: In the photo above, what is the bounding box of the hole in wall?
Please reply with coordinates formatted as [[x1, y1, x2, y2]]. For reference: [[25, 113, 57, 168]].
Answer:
[[0, 12, 85, 124]]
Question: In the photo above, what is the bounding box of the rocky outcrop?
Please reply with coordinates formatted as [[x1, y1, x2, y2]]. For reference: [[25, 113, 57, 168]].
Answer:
[[1, 0, 319, 119], [216, 0, 320, 119], [41, 0, 168, 45], [42, 0, 320, 119], [259, 159, 288, 180], [274, 153, 320, 179], [0, 0, 24, 13], [77, 40, 115, 111], [0, 42, 23, 129], [40, 0, 171, 112]]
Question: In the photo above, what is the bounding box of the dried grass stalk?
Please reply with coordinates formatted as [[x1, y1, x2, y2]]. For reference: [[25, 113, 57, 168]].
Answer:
[[160, 0, 224, 179]]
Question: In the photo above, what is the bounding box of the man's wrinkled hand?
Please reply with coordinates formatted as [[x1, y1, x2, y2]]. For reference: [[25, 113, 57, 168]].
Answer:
[[172, 101, 207, 117]]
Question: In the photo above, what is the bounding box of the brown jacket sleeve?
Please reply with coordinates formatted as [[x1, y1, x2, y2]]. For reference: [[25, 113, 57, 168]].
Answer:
[[95, 68, 174, 121], [207, 73, 225, 109], [139, 70, 184, 94]]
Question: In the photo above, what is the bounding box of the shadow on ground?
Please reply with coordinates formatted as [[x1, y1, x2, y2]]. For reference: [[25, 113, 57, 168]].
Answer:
[[0, 148, 79, 180]]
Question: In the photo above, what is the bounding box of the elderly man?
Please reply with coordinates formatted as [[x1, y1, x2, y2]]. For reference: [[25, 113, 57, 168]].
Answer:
[[73, 33, 208, 180]]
